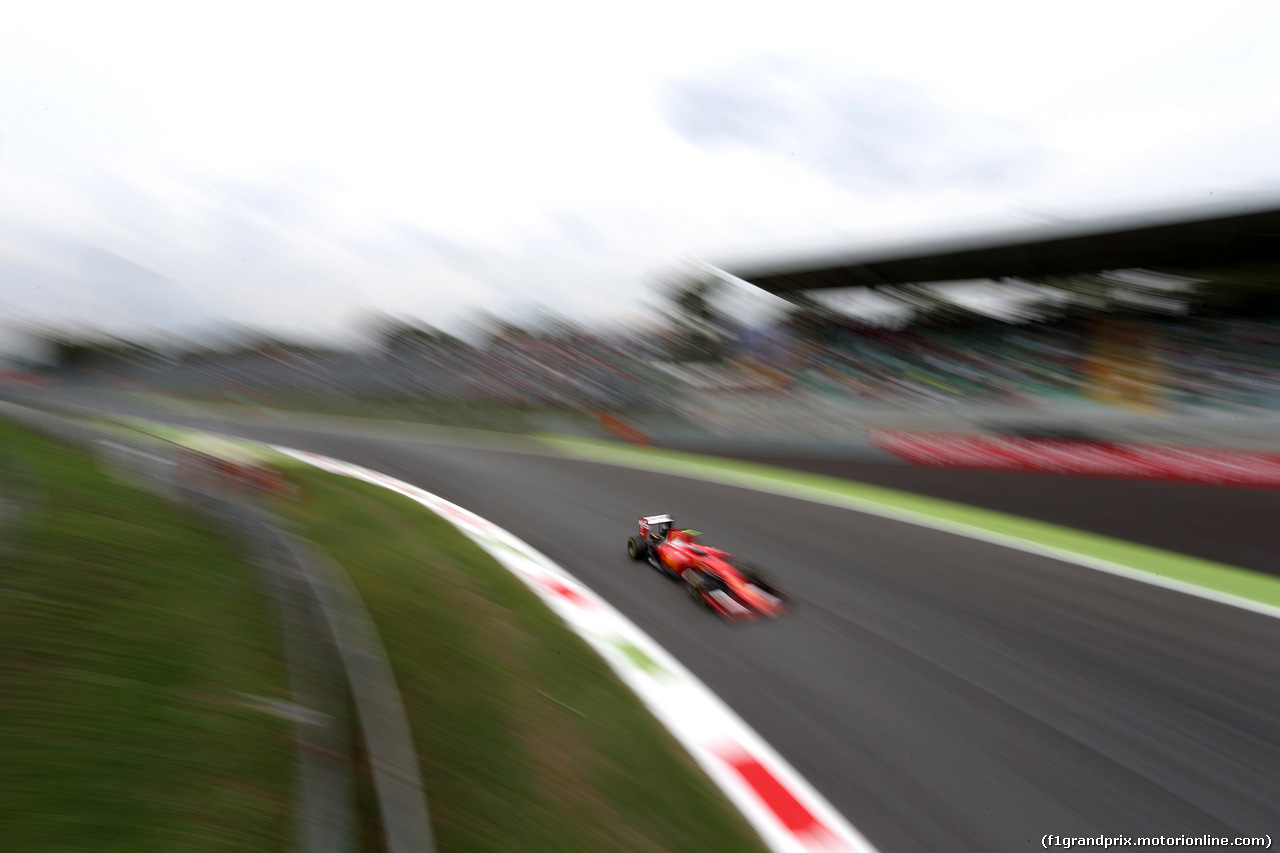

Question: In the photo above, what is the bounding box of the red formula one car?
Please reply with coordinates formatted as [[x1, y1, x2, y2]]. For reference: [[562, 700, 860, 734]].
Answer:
[[626, 514, 788, 620]]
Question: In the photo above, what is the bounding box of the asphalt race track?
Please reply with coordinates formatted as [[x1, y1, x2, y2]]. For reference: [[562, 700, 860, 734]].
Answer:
[[18, 399, 1280, 851], [705, 453, 1280, 579]]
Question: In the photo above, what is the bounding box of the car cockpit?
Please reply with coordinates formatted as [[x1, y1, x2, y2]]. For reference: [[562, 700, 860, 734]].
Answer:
[[642, 514, 674, 546]]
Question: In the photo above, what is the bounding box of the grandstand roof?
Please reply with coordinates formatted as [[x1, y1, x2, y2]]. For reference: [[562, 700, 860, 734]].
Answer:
[[731, 203, 1280, 293]]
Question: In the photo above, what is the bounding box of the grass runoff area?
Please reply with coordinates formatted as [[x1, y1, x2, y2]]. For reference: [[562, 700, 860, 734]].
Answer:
[[281, 463, 767, 853], [5, 409, 767, 852], [0, 418, 291, 851]]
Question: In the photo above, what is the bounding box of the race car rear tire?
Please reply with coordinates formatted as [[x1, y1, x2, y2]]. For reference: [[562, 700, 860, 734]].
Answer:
[[627, 536, 647, 560]]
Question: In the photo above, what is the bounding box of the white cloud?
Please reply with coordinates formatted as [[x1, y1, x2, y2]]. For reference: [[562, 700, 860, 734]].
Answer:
[[1, 0, 1279, 343], [660, 56, 1046, 193]]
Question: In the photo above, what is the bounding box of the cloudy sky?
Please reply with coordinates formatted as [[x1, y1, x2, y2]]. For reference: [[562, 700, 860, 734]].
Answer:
[[3, 0, 1279, 347]]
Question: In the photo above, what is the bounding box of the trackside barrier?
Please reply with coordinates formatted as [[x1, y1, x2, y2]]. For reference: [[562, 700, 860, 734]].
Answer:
[[0, 403, 433, 853], [872, 429, 1280, 487], [268, 531, 433, 853], [279, 447, 879, 853], [189, 491, 359, 853]]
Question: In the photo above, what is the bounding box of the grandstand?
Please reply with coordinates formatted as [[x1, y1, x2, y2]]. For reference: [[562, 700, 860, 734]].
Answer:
[[723, 202, 1280, 417]]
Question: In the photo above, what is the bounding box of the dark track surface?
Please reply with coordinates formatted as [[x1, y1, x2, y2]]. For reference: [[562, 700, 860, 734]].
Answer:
[[10, 394, 1280, 851], [705, 453, 1280, 577]]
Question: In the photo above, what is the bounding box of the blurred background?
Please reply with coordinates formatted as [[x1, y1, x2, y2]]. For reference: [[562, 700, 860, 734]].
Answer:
[[7, 245, 1280, 451], [3, 1, 1280, 447]]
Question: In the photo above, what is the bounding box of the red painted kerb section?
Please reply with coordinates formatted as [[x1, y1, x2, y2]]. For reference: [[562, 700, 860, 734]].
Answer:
[[712, 742, 830, 839], [871, 429, 1280, 488]]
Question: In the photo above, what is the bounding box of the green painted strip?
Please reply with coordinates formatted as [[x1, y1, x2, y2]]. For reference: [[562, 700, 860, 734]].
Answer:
[[609, 637, 668, 677], [536, 435, 1280, 613]]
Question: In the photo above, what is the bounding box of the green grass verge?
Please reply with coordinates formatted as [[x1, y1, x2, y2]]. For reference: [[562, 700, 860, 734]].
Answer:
[[282, 466, 768, 853], [537, 435, 1280, 611], [132, 390, 603, 434], [0, 418, 292, 852]]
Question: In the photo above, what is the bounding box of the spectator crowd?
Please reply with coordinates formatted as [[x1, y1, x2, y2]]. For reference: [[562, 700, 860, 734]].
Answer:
[[41, 313, 1280, 416]]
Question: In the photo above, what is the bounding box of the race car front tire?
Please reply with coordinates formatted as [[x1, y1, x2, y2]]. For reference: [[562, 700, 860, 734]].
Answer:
[[684, 571, 710, 607]]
